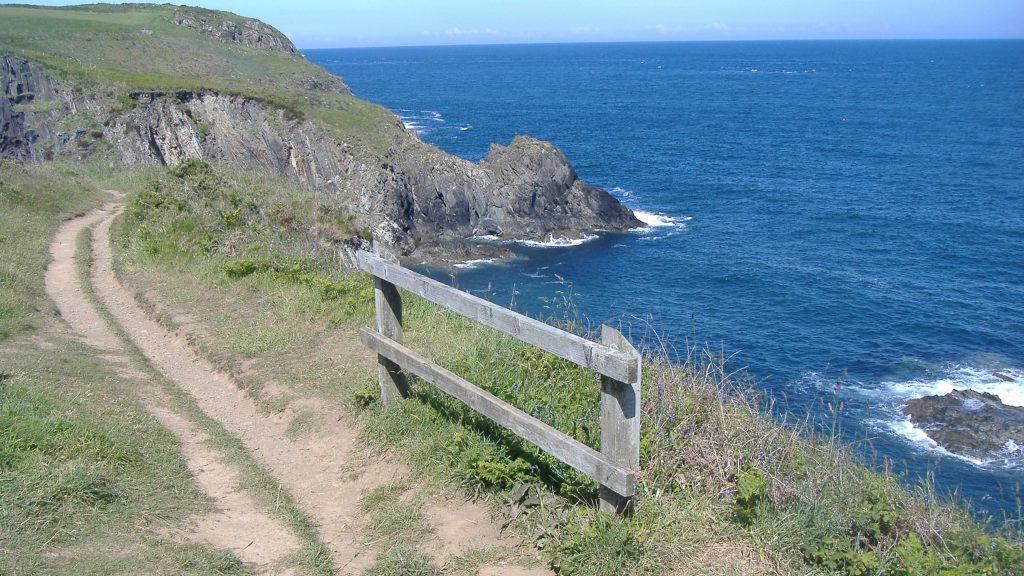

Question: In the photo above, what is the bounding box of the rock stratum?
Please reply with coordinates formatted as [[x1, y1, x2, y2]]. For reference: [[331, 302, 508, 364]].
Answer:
[[903, 388, 1024, 465], [0, 5, 641, 262]]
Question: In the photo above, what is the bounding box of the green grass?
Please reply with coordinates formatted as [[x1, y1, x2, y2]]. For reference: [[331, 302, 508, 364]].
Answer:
[[0, 336, 254, 575], [0, 160, 339, 574], [73, 215, 335, 576], [0, 161, 105, 340], [0, 161, 251, 574], [0, 4, 403, 159], [360, 482, 434, 547]]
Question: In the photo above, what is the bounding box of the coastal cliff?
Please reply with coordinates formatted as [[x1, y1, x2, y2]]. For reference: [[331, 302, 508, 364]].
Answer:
[[0, 5, 640, 261]]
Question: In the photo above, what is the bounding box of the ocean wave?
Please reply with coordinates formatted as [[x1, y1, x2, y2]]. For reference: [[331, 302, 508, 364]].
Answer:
[[880, 417, 986, 465], [605, 186, 692, 235], [882, 417, 1024, 469], [631, 210, 693, 235], [880, 365, 1024, 407], [851, 362, 1024, 468], [454, 258, 496, 269], [468, 233, 598, 248], [401, 120, 425, 134], [608, 186, 636, 201], [396, 109, 446, 135], [634, 210, 676, 228], [515, 234, 598, 247]]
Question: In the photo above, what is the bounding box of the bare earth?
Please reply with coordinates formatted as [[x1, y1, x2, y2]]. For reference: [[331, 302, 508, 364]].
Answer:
[[44, 200, 548, 575]]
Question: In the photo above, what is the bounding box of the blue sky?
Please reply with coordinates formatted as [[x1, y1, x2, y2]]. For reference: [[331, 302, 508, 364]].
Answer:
[[22, 1, 1024, 48]]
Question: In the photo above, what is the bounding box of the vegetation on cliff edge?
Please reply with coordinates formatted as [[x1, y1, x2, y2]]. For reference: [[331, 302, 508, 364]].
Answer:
[[113, 160, 1024, 575], [0, 4, 402, 157]]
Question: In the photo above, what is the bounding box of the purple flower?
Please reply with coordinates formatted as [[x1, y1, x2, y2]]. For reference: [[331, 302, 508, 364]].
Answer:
[[723, 489, 735, 496], [668, 411, 677, 422], [683, 428, 693, 438]]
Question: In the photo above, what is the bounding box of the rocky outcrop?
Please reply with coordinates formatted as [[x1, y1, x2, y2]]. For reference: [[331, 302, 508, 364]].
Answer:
[[0, 56, 67, 161], [172, 7, 300, 56], [904, 389, 1024, 464], [1, 52, 640, 262], [381, 136, 642, 254]]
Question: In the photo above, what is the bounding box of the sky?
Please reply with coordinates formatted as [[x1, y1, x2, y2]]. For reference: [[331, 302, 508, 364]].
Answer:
[[20, 0, 1024, 48]]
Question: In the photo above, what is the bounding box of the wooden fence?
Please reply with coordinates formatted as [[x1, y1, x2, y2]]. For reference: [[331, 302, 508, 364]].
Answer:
[[356, 250, 641, 514]]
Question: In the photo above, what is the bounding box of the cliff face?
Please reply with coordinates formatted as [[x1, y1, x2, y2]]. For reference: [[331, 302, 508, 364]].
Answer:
[[0, 7, 641, 261]]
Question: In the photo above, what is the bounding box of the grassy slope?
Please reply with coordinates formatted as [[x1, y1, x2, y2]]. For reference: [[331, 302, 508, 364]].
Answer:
[[112, 162, 1024, 575], [0, 4, 401, 158], [0, 163, 249, 574]]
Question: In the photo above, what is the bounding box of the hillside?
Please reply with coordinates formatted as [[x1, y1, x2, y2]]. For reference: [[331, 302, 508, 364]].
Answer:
[[0, 3, 640, 262]]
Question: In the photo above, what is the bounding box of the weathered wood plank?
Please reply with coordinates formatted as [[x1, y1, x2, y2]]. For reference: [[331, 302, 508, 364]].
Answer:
[[356, 251, 639, 383], [598, 325, 642, 514], [374, 274, 409, 406], [359, 327, 636, 496]]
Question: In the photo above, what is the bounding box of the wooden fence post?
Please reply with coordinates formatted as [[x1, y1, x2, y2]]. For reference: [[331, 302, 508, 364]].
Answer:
[[599, 325, 641, 515], [373, 243, 409, 406]]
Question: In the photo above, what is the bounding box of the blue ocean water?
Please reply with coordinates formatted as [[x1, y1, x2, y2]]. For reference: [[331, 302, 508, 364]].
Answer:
[[307, 41, 1024, 513]]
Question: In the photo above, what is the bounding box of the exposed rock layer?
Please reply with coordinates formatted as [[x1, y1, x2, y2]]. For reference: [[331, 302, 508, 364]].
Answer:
[[172, 7, 301, 56], [1, 14, 640, 261]]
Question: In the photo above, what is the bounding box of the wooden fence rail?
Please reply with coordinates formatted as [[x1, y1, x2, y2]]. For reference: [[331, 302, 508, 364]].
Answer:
[[356, 250, 641, 514]]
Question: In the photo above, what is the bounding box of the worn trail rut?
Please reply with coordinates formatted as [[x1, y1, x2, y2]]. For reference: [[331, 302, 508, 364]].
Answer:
[[44, 201, 536, 574]]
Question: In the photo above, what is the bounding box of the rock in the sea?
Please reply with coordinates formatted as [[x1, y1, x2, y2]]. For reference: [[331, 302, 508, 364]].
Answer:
[[903, 389, 1024, 463]]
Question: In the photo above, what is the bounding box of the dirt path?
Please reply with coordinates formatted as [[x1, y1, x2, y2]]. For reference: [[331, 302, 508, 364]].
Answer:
[[46, 201, 540, 575], [45, 204, 302, 573]]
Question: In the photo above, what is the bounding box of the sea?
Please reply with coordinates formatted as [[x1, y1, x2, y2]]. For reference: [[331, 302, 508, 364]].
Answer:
[[306, 41, 1024, 515]]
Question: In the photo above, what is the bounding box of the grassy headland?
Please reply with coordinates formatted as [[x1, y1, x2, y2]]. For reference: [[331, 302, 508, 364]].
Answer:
[[0, 4, 401, 158]]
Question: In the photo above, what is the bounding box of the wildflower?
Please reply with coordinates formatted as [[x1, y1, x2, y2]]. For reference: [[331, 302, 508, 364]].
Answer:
[[530, 464, 540, 474], [923, 493, 931, 504], [668, 411, 677, 422], [657, 384, 666, 396], [723, 489, 735, 497], [682, 428, 693, 438]]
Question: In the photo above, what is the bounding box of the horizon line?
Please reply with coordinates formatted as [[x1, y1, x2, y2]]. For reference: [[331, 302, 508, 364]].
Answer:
[[298, 36, 1024, 51]]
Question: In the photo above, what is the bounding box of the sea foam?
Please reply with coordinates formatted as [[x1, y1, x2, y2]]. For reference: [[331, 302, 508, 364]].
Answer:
[[454, 258, 496, 269], [881, 365, 1024, 407], [862, 364, 1024, 468], [468, 233, 598, 248], [514, 233, 598, 248]]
